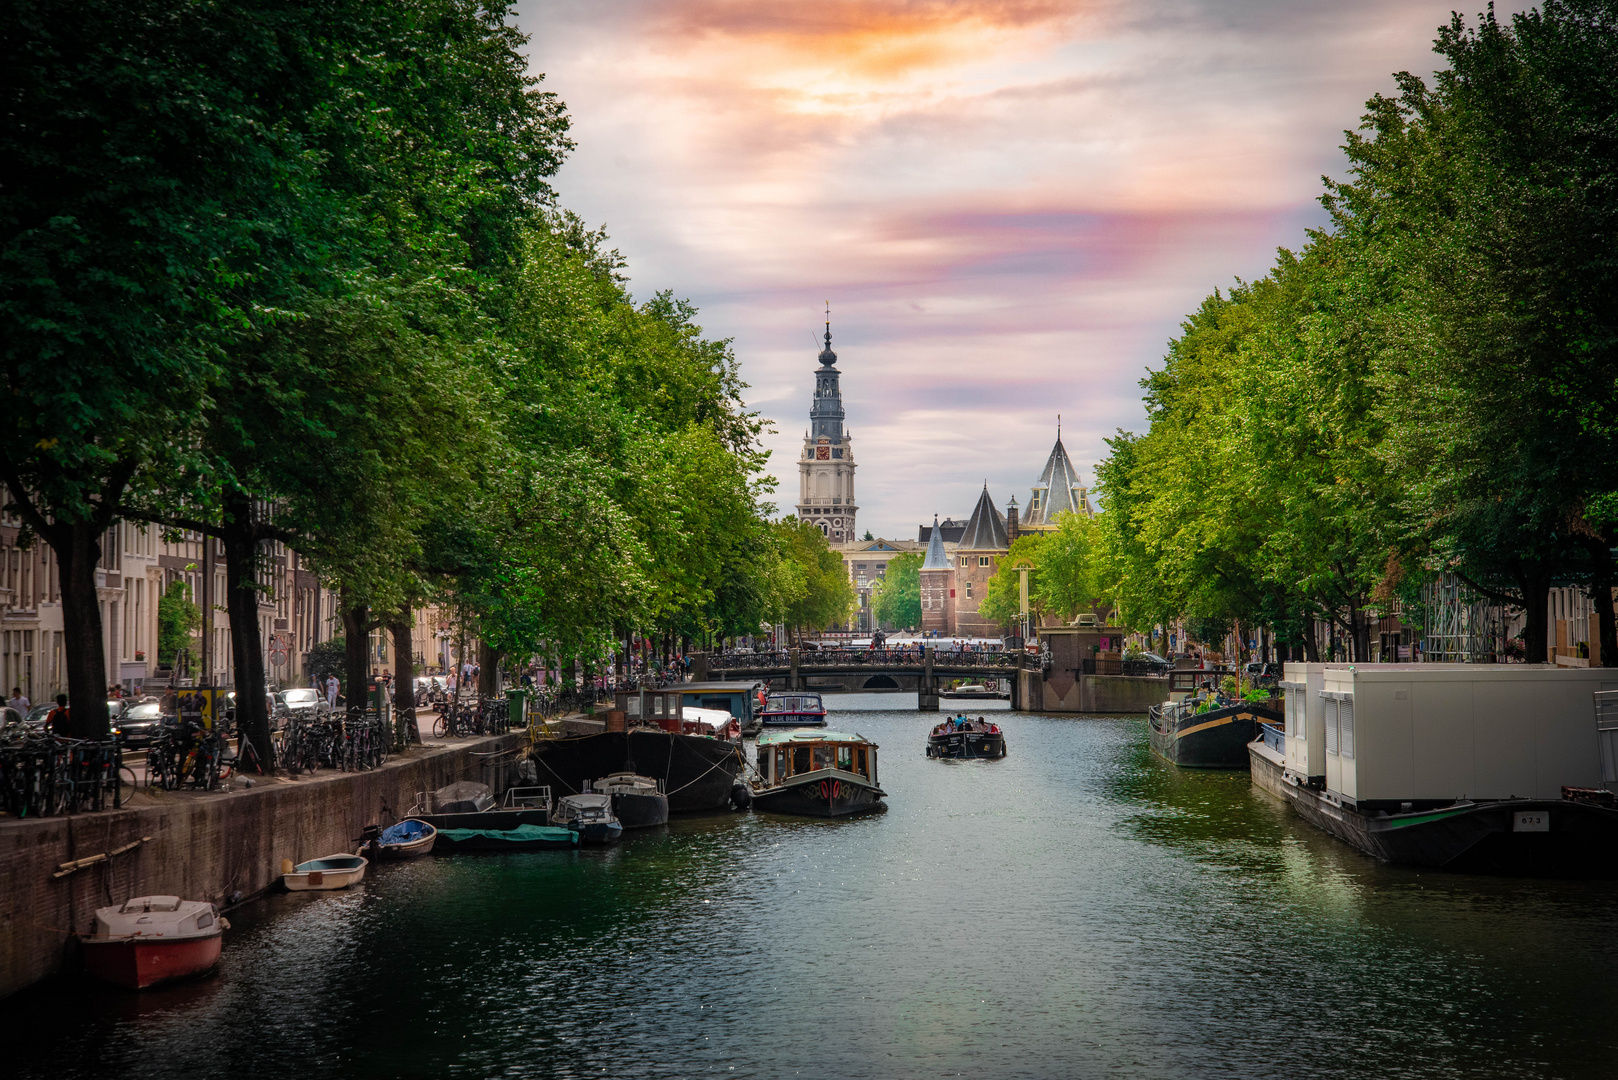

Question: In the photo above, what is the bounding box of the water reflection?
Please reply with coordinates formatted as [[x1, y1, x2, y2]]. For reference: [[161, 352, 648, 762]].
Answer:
[[8, 700, 1618, 1080]]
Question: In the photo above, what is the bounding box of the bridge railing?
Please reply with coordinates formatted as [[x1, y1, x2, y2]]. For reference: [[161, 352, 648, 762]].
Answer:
[[708, 648, 1027, 671]]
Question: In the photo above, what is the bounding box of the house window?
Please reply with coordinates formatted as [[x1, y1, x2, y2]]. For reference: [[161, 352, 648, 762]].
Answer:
[[959, 556, 968, 567], [966, 582, 973, 598], [979, 556, 990, 567]]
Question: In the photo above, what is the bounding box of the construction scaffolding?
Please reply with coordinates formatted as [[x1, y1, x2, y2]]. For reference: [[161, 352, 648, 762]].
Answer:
[[1421, 574, 1508, 663]]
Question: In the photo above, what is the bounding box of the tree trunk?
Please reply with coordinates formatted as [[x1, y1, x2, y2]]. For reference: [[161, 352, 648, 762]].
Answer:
[[222, 516, 276, 773], [389, 617, 419, 742], [478, 641, 498, 697], [1301, 616, 1320, 662], [1513, 561, 1554, 665], [340, 589, 370, 714], [56, 521, 112, 739]]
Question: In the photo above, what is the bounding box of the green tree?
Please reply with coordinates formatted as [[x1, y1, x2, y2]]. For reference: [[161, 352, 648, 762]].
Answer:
[[873, 553, 922, 630], [156, 582, 200, 671], [776, 520, 855, 636]]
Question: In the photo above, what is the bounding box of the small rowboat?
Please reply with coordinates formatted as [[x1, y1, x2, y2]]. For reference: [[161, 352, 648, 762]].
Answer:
[[81, 896, 228, 990], [359, 819, 437, 860], [283, 854, 368, 891]]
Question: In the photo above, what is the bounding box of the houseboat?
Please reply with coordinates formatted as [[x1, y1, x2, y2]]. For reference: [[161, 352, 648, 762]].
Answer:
[[751, 729, 884, 817], [529, 688, 745, 814], [1250, 663, 1618, 875], [758, 690, 827, 728], [1149, 695, 1281, 768]]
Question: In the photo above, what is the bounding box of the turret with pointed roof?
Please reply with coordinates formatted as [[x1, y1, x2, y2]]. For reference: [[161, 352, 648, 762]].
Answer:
[[921, 514, 951, 570], [958, 484, 1008, 551], [1023, 424, 1091, 530]]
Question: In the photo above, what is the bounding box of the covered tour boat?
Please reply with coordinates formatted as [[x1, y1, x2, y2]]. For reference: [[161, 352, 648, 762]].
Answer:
[[927, 716, 1006, 759], [751, 730, 884, 817], [81, 896, 227, 990], [433, 823, 579, 852], [758, 691, 827, 728]]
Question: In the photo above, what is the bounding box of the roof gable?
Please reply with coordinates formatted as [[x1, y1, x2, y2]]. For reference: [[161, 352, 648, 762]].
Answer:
[[957, 485, 1008, 550]]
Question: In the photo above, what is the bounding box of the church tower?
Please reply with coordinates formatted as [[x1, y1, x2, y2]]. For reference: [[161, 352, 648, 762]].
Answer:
[[796, 312, 858, 543]]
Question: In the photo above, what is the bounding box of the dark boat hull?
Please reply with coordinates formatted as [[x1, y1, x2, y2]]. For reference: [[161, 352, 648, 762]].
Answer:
[[433, 827, 578, 852], [82, 933, 222, 990], [751, 775, 884, 818], [610, 792, 670, 828], [1249, 741, 1618, 876], [415, 808, 550, 831], [926, 731, 1006, 759], [530, 730, 743, 813], [1150, 702, 1280, 768]]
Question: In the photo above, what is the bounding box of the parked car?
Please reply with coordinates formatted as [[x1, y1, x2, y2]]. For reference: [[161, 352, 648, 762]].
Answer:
[[276, 687, 331, 724], [1124, 651, 1173, 675], [113, 701, 176, 749], [1243, 661, 1282, 686]]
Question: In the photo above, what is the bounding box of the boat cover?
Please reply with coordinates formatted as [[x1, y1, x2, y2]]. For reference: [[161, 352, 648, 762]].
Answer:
[[379, 820, 432, 845], [435, 781, 495, 814], [436, 824, 578, 845]]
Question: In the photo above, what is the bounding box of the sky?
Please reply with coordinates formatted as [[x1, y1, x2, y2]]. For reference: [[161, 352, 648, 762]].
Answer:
[[517, 0, 1525, 540]]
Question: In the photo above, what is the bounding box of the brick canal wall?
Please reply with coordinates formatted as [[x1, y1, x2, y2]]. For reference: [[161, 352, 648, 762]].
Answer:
[[0, 734, 522, 1000], [1016, 670, 1170, 714]]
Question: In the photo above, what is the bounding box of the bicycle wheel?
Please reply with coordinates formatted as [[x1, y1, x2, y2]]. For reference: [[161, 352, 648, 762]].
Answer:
[[432, 714, 447, 738]]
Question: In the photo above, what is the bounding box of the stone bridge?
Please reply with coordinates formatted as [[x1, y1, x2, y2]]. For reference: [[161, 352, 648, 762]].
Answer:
[[699, 648, 1029, 711], [694, 639, 1171, 715]]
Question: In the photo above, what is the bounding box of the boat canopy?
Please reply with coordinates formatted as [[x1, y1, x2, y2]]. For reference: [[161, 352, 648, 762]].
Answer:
[[758, 730, 872, 746]]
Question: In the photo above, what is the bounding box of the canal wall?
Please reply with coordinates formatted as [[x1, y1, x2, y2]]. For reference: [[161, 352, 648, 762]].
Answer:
[[1017, 670, 1169, 714], [0, 734, 522, 1000]]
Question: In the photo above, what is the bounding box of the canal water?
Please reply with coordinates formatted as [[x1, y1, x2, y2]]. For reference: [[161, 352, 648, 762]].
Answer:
[[9, 694, 1618, 1079]]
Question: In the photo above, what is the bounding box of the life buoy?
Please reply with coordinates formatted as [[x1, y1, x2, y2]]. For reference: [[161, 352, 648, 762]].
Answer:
[[821, 779, 830, 799]]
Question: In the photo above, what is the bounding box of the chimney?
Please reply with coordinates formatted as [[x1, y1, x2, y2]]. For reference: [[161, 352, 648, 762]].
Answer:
[[1006, 496, 1019, 544]]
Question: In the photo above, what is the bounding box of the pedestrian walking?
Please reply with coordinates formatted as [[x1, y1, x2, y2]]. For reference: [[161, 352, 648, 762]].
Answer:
[[325, 673, 339, 708], [7, 686, 29, 713]]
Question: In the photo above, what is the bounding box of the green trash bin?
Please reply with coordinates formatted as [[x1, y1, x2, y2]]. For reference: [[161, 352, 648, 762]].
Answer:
[[505, 688, 527, 733]]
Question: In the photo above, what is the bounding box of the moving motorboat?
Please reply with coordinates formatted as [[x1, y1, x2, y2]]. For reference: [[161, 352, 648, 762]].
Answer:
[[751, 729, 884, 817], [282, 854, 368, 891], [552, 793, 624, 844], [927, 715, 1006, 759], [592, 772, 669, 828], [359, 818, 437, 861], [758, 691, 827, 728], [81, 896, 227, 990], [941, 682, 1007, 700]]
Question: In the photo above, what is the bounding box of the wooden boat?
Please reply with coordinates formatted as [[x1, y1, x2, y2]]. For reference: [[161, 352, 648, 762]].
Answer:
[[751, 729, 884, 817], [926, 717, 1007, 759], [758, 690, 827, 728], [552, 793, 624, 844], [283, 854, 368, 891], [433, 823, 579, 852], [359, 818, 437, 861], [1148, 697, 1280, 768], [81, 896, 227, 990], [592, 772, 669, 828]]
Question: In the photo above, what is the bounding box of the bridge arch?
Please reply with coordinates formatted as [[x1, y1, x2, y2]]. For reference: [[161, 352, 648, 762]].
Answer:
[[863, 674, 900, 690]]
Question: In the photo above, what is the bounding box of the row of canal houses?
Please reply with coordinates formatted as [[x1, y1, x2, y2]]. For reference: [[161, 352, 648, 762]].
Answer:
[[0, 515, 460, 705]]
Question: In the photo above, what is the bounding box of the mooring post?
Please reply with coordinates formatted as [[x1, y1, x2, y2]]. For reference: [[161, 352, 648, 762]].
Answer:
[[918, 647, 938, 711], [789, 648, 800, 691]]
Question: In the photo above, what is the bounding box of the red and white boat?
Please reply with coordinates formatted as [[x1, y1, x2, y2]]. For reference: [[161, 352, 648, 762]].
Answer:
[[81, 895, 228, 990]]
